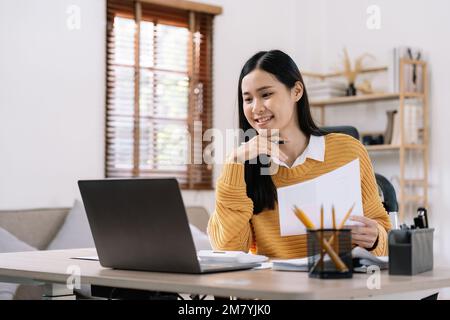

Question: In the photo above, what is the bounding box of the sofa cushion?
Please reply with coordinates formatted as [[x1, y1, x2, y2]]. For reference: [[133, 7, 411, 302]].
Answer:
[[47, 200, 95, 250], [0, 227, 36, 300], [0, 207, 69, 250]]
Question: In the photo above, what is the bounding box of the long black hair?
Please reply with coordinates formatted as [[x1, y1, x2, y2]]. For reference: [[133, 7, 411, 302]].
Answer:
[[237, 50, 324, 214]]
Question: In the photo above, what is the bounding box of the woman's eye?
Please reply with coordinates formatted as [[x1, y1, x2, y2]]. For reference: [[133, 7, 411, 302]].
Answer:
[[262, 92, 272, 98], [244, 98, 252, 103]]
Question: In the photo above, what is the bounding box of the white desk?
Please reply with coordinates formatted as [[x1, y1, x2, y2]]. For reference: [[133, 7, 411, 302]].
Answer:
[[0, 248, 449, 300]]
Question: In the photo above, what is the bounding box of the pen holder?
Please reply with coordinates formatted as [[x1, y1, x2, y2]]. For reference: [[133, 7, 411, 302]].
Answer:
[[307, 229, 353, 279], [388, 228, 434, 275]]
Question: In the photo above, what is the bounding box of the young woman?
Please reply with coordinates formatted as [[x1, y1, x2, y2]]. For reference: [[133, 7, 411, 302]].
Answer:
[[207, 50, 391, 258]]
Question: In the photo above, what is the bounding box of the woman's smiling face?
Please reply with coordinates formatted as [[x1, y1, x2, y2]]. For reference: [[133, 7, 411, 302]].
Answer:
[[241, 69, 302, 134]]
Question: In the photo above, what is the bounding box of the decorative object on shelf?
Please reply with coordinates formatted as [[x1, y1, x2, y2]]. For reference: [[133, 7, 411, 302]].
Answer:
[[356, 80, 374, 94], [342, 48, 375, 96], [346, 83, 357, 96], [391, 110, 401, 145], [384, 110, 397, 144], [362, 134, 384, 146], [407, 48, 422, 92], [392, 46, 424, 93]]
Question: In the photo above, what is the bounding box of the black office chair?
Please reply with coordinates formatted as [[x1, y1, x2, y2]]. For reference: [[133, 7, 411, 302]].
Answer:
[[320, 126, 399, 217]]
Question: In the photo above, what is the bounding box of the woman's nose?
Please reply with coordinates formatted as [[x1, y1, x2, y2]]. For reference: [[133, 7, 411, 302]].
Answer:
[[251, 99, 265, 114]]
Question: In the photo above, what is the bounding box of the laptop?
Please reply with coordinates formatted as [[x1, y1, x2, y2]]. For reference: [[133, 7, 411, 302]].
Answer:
[[77, 178, 260, 274]]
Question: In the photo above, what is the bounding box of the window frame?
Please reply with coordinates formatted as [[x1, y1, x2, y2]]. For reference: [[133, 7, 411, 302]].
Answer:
[[105, 0, 216, 190]]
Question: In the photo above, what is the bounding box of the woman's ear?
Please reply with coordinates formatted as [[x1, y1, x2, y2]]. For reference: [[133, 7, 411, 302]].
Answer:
[[293, 81, 304, 102]]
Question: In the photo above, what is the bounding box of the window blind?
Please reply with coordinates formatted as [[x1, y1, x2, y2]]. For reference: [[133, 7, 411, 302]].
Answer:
[[106, 0, 214, 189]]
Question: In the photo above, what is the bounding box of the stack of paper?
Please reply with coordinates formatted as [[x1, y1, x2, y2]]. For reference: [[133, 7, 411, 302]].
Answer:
[[272, 258, 310, 271], [352, 246, 389, 269], [271, 247, 388, 272], [197, 250, 268, 264]]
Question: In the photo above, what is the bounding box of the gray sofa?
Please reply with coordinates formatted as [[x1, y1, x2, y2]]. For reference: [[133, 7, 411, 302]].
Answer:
[[0, 205, 210, 299]]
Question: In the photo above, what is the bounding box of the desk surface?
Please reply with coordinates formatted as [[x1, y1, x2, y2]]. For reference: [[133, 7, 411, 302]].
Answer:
[[1, 248, 449, 299]]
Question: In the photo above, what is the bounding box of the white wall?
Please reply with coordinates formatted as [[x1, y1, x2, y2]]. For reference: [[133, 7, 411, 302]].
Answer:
[[300, 0, 450, 265], [0, 0, 303, 214], [0, 0, 105, 209]]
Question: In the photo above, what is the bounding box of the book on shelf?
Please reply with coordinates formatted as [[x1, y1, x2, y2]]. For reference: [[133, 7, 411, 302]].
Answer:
[[405, 103, 421, 144], [389, 103, 423, 145], [307, 80, 347, 100]]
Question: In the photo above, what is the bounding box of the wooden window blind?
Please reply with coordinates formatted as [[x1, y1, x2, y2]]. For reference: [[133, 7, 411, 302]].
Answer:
[[106, 0, 216, 189]]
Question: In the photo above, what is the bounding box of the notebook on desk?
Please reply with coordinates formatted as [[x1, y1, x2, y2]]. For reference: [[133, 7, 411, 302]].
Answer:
[[271, 247, 388, 272], [77, 178, 260, 274]]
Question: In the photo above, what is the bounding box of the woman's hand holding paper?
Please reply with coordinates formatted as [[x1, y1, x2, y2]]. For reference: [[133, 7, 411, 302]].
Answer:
[[346, 216, 379, 250]]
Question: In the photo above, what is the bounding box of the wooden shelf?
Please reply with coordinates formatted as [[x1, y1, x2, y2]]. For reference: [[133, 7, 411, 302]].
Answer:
[[403, 92, 425, 98], [404, 144, 426, 150], [365, 144, 425, 152], [303, 66, 388, 80], [311, 93, 399, 106], [404, 179, 427, 186], [365, 144, 401, 151], [309, 59, 428, 222], [310, 92, 424, 107], [402, 195, 426, 203]]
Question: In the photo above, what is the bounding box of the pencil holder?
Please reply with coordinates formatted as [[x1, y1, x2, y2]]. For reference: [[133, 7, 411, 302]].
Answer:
[[388, 228, 434, 275], [307, 229, 353, 279]]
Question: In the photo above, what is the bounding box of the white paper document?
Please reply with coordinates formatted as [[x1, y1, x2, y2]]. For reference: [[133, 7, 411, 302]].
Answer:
[[270, 247, 388, 272], [277, 158, 364, 236]]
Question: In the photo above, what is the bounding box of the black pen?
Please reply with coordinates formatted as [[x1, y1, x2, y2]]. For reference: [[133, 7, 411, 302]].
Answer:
[[417, 207, 429, 228]]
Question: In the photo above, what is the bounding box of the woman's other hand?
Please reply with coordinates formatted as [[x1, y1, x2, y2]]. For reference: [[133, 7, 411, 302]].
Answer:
[[226, 133, 289, 164], [345, 216, 380, 250]]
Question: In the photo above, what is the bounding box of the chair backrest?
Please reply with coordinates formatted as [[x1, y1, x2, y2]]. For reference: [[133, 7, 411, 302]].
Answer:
[[375, 174, 398, 213], [321, 126, 360, 140]]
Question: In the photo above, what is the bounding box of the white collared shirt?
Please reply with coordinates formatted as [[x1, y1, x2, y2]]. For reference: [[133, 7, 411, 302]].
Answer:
[[272, 135, 325, 168]]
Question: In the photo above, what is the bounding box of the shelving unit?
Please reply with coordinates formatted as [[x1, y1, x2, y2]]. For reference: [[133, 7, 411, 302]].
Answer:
[[308, 59, 429, 222]]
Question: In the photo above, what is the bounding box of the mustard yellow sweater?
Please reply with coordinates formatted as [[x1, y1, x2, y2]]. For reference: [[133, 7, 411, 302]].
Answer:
[[207, 133, 392, 258]]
